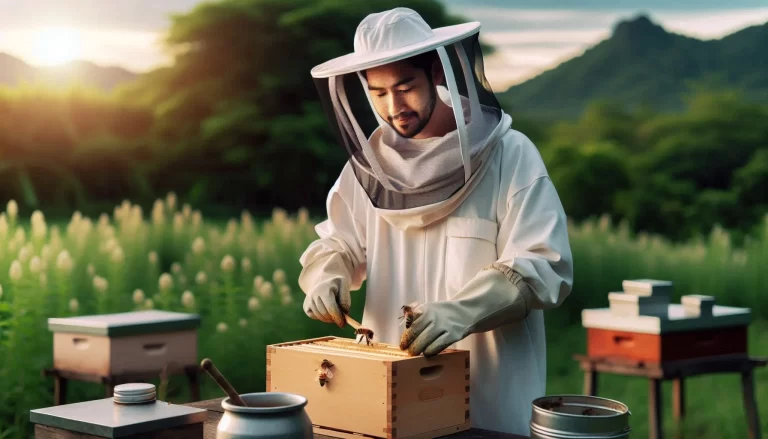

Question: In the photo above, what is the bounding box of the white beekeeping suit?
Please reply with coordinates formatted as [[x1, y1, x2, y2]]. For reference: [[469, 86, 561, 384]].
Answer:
[[298, 7, 574, 435]]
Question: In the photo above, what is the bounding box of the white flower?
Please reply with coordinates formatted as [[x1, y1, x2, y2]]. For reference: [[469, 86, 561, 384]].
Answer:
[[281, 295, 293, 305], [148, 251, 158, 264], [298, 207, 309, 224], [56, 250, 74, 273], [144, 298, 154, 309], [280, 284, 291, 296], [69, 298, 79, 312], [166, 192, 177, 211], [259, 282, 273, 299], [41, 245, 51, 260], [9, 260, 22, 282], [241, 257, 252, 272], [220, 255, 235, 273], [0, 284, 3, 299], [239, 318, 247, 328], [159, 273, 173, 291], [18, 245, 32, 263], [192, 211, 202, 227], [195, 271, 207, 285], [182, 204, 192, 219], [248, 296, 260, 311], [217, 322, 228, 333], [111, 247, 125, 264], [7, 200, 18, 218], [133, 289, 145, 304], [253, 275, 264, 291], [87, 263, 96, 277], [0, 214, 7, 237], [181, 290, 195, 308], [272, 269, 285, 285], [192, 237, 205, 255], [93, 276, 108, 293], [171, 262, 182, 274], [29, 256, 42, 274]]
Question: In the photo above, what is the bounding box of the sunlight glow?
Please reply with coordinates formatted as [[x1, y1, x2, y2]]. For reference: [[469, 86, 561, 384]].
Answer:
[[30, 27, 83, 66]]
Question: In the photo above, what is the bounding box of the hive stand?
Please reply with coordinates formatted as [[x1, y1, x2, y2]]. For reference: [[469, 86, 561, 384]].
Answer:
[[572, 353, 766, 439], [42, 364, 201, 405]]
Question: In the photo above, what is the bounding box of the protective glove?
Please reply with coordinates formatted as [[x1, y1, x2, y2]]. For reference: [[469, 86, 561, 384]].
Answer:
[[302, 276, 351, 328], [400, 263, 533, 356]]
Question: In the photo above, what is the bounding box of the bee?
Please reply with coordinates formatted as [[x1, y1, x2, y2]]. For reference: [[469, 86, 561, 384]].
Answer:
[[315, 359, 334, 387], [355, 328, 374, 346], [399, 304, 416, 329]]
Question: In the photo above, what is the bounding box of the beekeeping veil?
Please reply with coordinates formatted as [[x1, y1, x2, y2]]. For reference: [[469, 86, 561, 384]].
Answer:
[[311, 8, 505, 211]]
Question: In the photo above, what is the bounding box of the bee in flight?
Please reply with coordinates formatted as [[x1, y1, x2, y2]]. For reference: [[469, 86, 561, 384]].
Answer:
[[316, 359, 334, 387]]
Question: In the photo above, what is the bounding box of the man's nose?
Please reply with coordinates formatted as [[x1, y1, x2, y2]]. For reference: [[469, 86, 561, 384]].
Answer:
[[388, 93, 407, 117]]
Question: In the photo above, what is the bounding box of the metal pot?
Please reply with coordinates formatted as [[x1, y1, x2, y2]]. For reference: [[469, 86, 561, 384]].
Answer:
[[530, 395, 631, 439], [216, 392, 313, 439]]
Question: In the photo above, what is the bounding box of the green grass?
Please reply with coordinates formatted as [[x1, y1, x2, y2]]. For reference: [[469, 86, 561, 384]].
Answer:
[[0, 196, 765, 438]]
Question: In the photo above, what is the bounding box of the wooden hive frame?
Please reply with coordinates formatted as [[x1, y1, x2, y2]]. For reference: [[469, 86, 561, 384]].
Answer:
[[267, 336, 470, 439]]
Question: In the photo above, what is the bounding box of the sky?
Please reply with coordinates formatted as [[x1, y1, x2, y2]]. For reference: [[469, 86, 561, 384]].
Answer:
[[1, 0, 767, 90]]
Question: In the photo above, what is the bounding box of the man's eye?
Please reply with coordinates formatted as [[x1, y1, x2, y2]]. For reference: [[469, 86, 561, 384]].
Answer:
[[399, 88, 412, 93], [376, 92, 386, 98]]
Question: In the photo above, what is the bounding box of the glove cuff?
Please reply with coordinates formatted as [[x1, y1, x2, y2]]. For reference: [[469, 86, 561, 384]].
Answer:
[[448, 263, 534, 337]]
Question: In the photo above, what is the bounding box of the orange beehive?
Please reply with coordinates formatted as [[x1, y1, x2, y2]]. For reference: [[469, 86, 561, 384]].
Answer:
[[266, 336, 470, 439]]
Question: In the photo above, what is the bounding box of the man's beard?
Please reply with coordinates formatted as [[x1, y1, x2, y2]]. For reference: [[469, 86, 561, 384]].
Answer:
[[388, 83, 436, 138]]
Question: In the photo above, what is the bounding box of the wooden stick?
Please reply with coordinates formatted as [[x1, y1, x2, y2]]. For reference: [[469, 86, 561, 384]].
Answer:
[[345, 314, 362, 330], [200, 358, 248, 407]]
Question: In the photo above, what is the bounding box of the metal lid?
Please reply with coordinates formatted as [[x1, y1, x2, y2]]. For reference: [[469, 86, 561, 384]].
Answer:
[[531, 395, 631, 438], [48, 310, 201, 337], [113, 383, 156, 404], [29, 396, 208, 438]]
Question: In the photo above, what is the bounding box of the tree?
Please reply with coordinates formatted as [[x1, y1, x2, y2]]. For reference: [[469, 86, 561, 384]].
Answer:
[[114, 0, 475, 210]]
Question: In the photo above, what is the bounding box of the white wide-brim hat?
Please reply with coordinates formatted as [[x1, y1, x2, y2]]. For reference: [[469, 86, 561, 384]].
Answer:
[[311, 7, 480, 78]]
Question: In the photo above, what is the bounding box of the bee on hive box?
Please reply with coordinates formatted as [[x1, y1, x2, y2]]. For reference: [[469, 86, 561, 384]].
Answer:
[[315, 359, 334, 387]]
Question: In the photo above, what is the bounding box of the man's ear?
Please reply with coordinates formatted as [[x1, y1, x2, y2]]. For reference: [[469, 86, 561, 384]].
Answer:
[[430, 59, 444, 86]]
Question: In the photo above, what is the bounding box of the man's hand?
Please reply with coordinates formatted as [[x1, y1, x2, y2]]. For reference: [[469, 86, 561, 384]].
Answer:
[[399, 302, 465, 357], [303, 277, 350, 328]]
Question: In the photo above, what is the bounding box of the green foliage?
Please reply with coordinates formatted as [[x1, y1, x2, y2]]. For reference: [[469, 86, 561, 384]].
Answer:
[[536, 88, 768, 242]]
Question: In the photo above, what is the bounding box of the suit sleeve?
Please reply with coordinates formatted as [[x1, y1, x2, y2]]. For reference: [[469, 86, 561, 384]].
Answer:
[[298, 172, 367, 300], [489, 174, 574, 317]]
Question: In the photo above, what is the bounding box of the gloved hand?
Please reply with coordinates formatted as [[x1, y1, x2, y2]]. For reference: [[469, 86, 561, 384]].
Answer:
[[400, 264, 533, 356], [303, 277, 351, 328]]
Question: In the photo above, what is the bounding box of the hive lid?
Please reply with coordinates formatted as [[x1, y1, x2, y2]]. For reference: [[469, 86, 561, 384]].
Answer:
[[48, 310, 201, 336], [581, 304, 751, 334], [29, 397, 207, 438]]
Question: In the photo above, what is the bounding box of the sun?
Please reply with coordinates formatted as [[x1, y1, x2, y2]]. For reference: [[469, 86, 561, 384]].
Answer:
[[31, 27, 83, 66]]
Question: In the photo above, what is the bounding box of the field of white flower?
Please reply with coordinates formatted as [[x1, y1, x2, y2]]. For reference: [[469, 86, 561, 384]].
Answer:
[[0, 194, 765, 438]]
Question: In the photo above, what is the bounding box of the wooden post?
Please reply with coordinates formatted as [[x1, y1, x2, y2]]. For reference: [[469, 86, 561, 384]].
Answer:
[[741, 369, 761, 439], [584, 370, 598, 396], [672, 377, 684, 420], [54, 375, 68, 406], [187, 366, 201, 402], [649, 379, 663, 439]]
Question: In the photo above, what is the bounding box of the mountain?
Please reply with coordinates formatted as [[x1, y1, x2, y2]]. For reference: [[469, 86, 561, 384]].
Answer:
[[498, 14, 768, 120], [0, 53, 137, 91]]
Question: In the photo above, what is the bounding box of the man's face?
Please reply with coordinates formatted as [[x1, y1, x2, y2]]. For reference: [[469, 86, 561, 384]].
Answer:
[[365, 60, 437, 138]]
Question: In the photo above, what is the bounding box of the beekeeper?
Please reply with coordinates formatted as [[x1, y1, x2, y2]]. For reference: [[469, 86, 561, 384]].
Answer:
[[298, 7, 573, 435]]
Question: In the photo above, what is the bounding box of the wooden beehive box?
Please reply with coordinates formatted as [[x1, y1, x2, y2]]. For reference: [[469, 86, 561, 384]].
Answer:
[[582, 301, 752, 364], [267, 336, 470, 439], [48, 310, 200, 376]]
